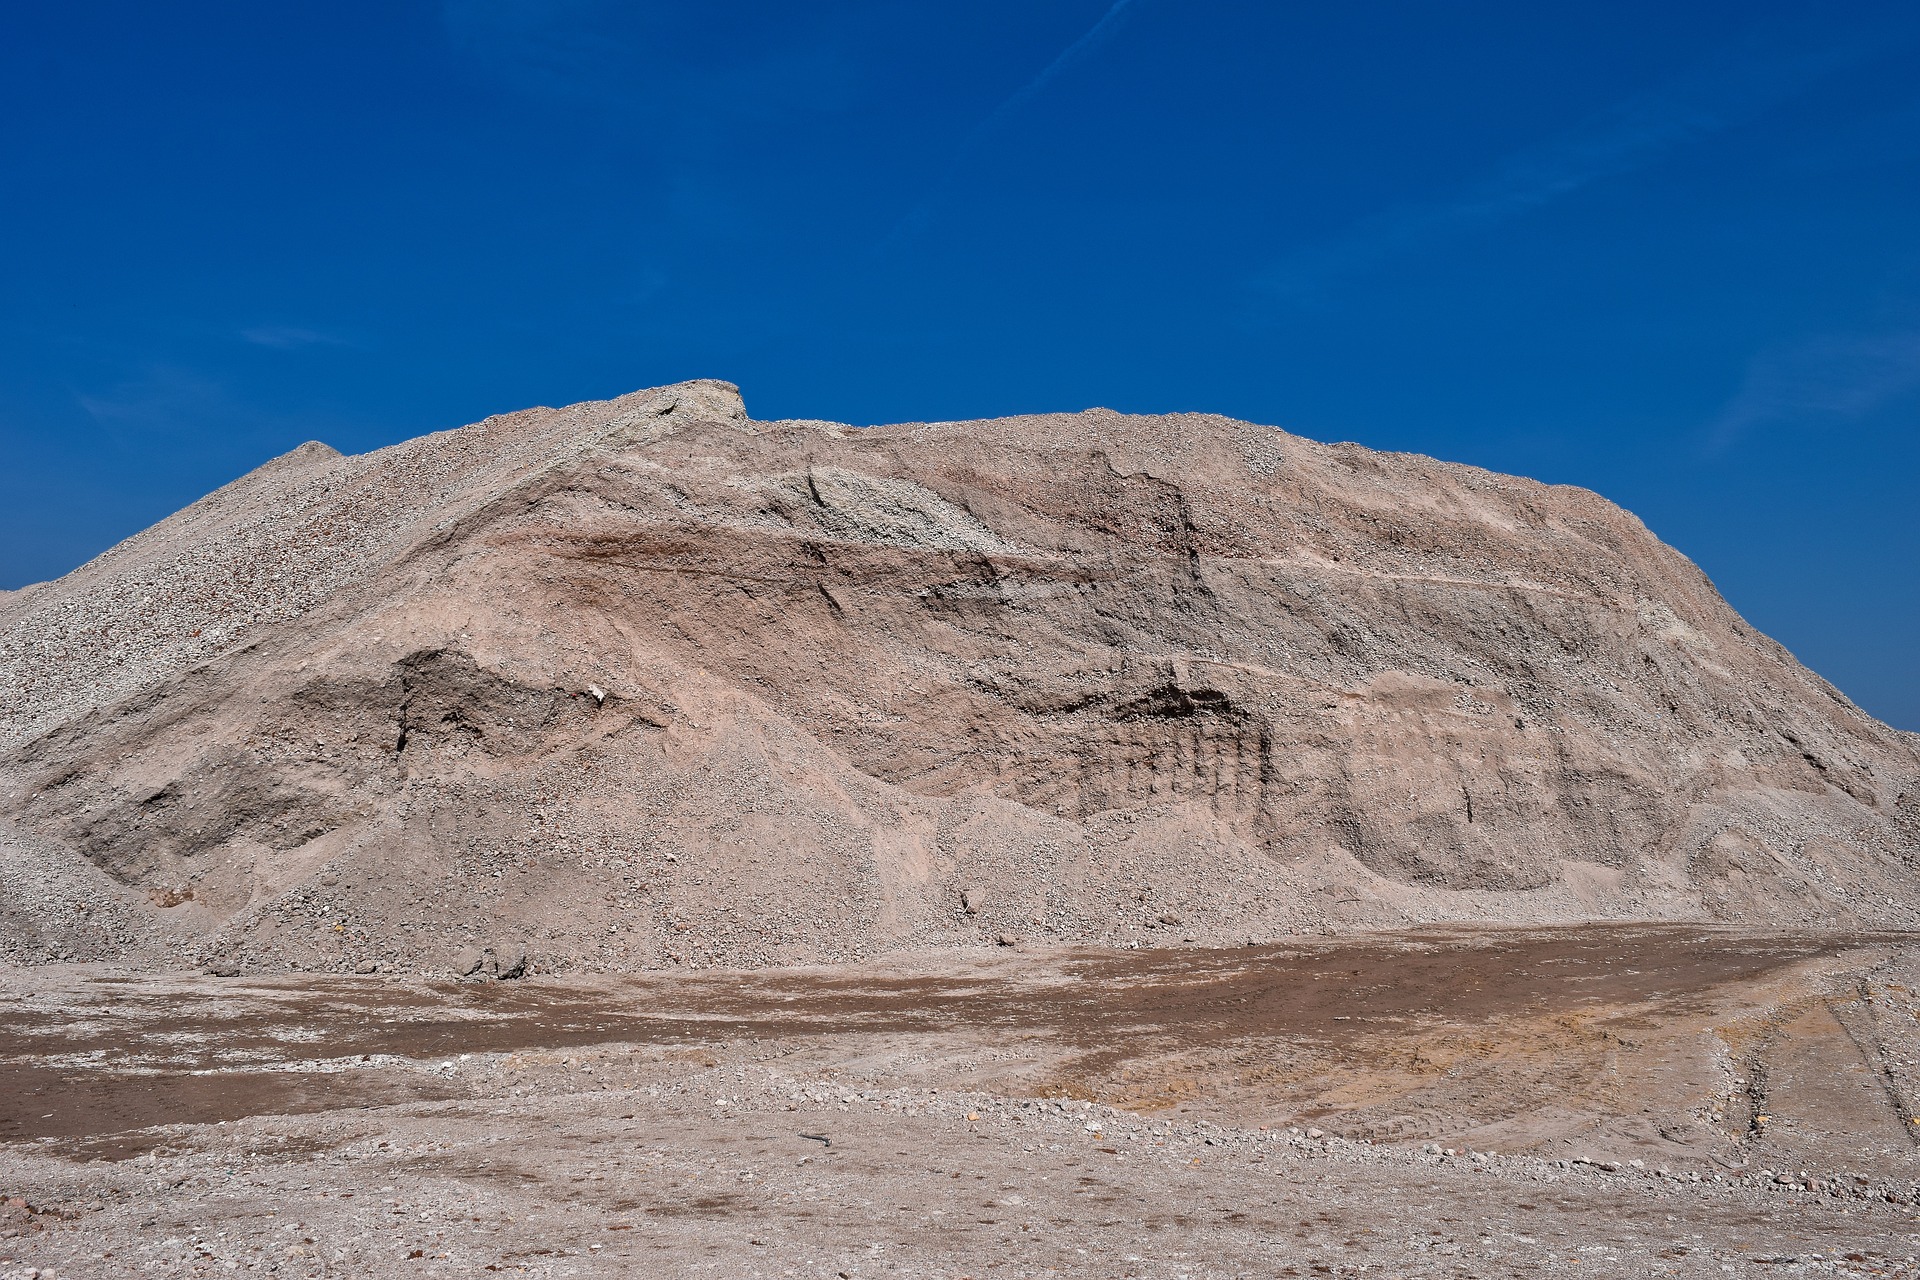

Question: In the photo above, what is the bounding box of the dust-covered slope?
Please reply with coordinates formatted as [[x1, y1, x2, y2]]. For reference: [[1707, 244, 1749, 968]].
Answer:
[[3, 380, 1915, 974], [0, 380, 747, 753]]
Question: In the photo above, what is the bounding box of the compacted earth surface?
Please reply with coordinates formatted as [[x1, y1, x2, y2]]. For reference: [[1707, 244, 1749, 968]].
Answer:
[[5, 925, 1920, 1278]]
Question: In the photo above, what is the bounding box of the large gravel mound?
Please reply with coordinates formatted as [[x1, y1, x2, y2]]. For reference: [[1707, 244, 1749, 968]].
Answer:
[[3, 380, 1915, 974]]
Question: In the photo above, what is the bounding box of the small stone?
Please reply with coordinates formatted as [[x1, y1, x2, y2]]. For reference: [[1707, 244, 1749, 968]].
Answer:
[[355, 959, 379, 975], [1157, 913, 1182, 927], [454, 949, 486, 978], [492, 942, 529, 979], [961, 887, 984, 915], [995, 933, 1018, 948]]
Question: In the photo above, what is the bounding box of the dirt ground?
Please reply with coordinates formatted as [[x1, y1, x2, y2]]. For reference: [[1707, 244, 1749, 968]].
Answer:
[[5, 925, 1920, 1278]]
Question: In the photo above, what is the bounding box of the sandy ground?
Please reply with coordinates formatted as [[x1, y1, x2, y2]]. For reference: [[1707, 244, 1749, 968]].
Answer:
[[6, 926, 1920, 1278]]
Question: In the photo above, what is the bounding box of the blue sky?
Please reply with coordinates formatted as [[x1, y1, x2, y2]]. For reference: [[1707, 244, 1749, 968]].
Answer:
[[3, 2, 1917, 728]]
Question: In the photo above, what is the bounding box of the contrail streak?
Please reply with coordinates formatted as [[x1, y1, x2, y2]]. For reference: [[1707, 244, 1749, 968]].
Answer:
[[884, 0, 1143, 249], [1258, 19, 1906, 300], [976, 0, 1137, 142]]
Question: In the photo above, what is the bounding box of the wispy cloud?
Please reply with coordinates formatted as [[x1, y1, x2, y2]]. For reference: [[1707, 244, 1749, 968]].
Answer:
[[72, 362, 359, 461], [1259, 26, 1895, 299], [1774, 92, 1920, 174], [240, 325, 350, 350], [74, 364, 241, 438], [441, 1, 856, 121], [439, 0, 858, 250], [1707, 329, 1920, 452], [440, 0, 619, 104], [885, 0, 1145, 248]]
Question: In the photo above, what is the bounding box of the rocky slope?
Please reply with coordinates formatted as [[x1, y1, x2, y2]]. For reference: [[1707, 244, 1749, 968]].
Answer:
[[1, 380, 1915, 974]]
